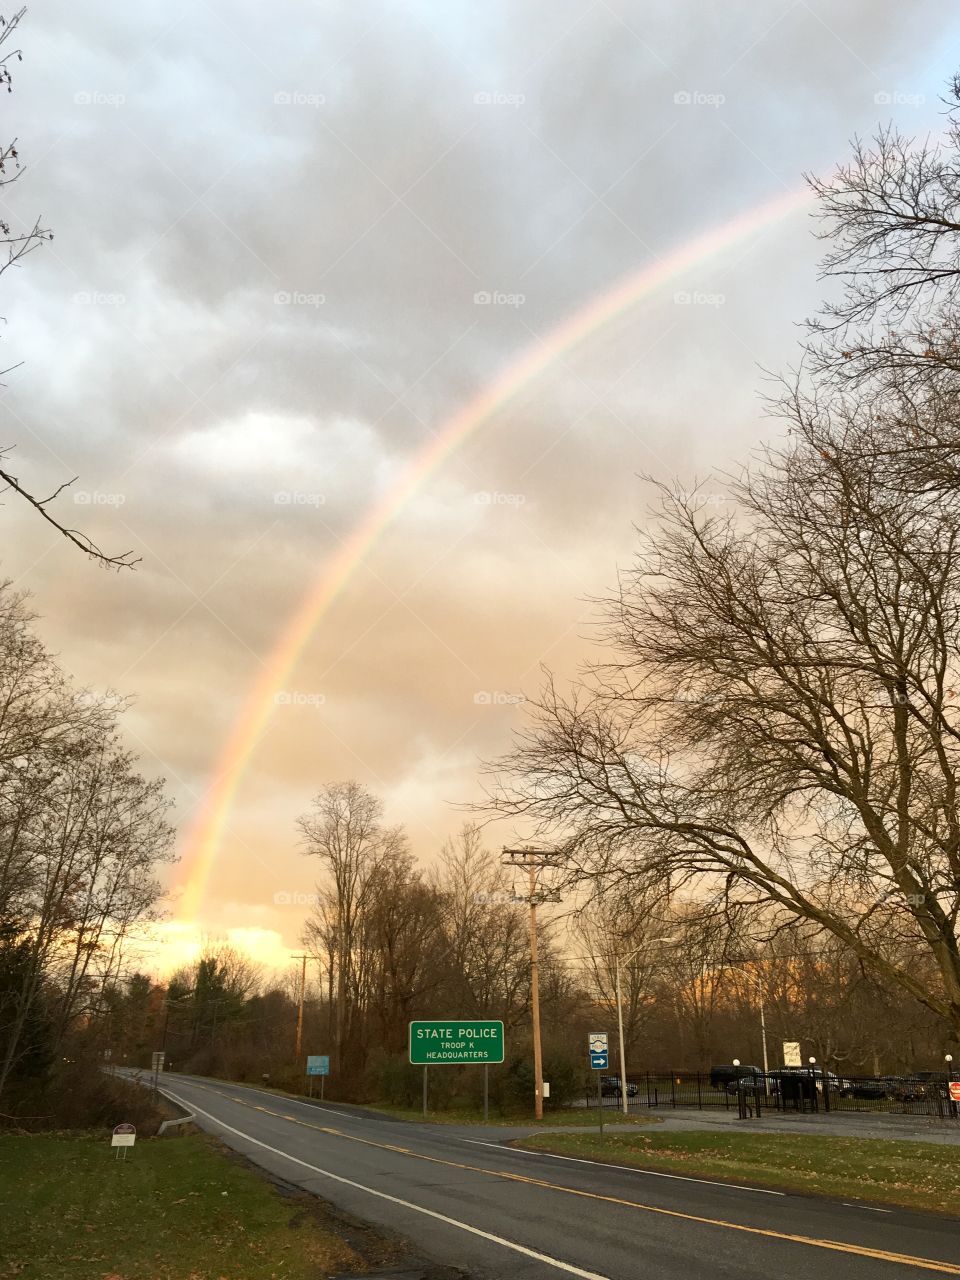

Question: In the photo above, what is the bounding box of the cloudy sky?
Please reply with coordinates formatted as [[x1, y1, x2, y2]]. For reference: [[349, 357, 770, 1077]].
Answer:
[[3, 0, 958, 973]]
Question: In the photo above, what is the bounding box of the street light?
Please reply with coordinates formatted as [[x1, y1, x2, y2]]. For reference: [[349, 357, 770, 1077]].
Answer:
[[946, 1054, 955, 1118], [614, 935, 676, 1116], [726, 965, 770, 1075]]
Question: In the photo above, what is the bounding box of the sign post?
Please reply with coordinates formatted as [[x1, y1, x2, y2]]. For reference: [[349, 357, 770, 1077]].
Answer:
[[111, 1123, 136, 1161], [589, 1032, 609, 1143], [305, 1054, 329, 1100], [409, 1020, 505, 1120]]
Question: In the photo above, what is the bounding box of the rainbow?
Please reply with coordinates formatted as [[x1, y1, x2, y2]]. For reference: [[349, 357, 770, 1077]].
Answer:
[[176, 186, 809, 920]]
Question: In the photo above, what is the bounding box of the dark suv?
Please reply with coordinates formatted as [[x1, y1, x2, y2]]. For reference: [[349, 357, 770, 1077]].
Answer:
[[709, 1063, 763, 1091], [600, 1075, 639, 1098]]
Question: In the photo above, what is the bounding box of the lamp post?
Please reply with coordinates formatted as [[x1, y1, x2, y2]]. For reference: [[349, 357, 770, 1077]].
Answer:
[[727, 965, 769, 1075], [613, 935, 676, 1116], [731, 1057, 748, 1117], [946, 1054, 956, 1119]]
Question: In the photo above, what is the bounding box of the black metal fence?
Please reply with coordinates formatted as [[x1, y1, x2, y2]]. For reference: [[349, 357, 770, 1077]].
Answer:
[[583, 1070, 960, 1119]]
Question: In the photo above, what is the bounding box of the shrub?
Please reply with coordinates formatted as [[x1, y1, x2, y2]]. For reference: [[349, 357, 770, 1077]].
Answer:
[[1, 1059, 165, 1133]]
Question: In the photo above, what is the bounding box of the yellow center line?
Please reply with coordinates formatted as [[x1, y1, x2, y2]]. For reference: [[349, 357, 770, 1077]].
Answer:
[[188, 1080, 960, 1276]]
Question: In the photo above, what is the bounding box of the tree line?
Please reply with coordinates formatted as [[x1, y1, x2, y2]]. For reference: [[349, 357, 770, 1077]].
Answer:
[[0, 584, 174, 1119], [103, 790, 949, 1108]]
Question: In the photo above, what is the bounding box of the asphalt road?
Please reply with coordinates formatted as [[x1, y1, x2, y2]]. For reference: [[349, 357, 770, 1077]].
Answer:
[[152, 1073, 960, 1280]]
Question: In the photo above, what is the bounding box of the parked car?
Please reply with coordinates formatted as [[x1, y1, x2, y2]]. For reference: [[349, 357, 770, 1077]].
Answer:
[[762, 1068, 819, 1102], [599, 1075, 639, 1098], [709, 1063, 763, 1091], [892, 1071, 948, 1102], [724, 1073, 770, 1096], [814, 1068, 845, 1094], [846, 1077, 889, 1100]]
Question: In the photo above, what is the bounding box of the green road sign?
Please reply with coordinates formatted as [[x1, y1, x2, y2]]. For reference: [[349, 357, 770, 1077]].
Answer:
[[409, 1019, 505, 1064]]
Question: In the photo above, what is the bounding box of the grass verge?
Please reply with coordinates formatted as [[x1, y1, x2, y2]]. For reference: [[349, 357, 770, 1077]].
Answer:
[[0, 1130, 392, 1279], [516, 1129, 960, 1215]]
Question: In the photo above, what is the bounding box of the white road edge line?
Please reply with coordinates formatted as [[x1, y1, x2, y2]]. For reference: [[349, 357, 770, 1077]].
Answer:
[[175, 1076, 362, 1123], [842, 1203, 893, 1214], [160, 1088, 613, 1280], [460, 1139, 786, 1195]]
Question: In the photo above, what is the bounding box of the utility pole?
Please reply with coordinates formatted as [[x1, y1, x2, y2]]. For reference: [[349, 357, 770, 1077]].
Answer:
[[502, 847, 562, 1120], [293, 953, 308, 1062]]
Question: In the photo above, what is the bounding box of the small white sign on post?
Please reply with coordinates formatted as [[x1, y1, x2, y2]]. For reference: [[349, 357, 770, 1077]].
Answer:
[[112, 1123, 136, 1160], [782, 1041, 802, 1068]]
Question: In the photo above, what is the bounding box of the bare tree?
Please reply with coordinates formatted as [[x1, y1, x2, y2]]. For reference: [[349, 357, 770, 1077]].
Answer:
[[432, 825, 531, 1027], [806, 81, 960, 391], [361, 854, 444, 1054], [0, 577, 174, 1099], [298, 781, 406, 1074], [485, 405, 960, 1042], [0, 8, 136, 569], [0, 725, 174, 1097], [574, 886, 675, 1061], [789, 75, 960, 497]]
